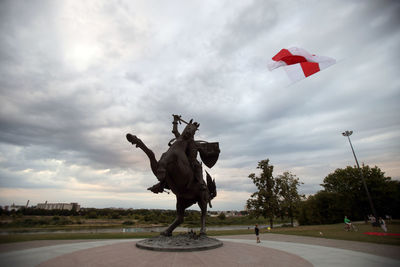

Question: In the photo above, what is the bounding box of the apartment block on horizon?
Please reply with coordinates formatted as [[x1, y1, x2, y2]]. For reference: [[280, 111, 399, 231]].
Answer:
[[36, 201, 80, 211]]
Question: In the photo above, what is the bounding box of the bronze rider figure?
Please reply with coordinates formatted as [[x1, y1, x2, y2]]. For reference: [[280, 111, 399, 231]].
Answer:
[[148, 115, 207, 193]]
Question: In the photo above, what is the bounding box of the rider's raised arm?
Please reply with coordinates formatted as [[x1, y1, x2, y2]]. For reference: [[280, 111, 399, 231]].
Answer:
[[172, 115, 181, 138]]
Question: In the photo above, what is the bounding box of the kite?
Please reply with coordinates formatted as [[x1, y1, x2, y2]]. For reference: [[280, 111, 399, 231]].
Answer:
[[268, 47, 336, 83]]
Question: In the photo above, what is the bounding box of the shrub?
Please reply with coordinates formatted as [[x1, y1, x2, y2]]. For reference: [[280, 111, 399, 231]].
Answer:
[[218, 213, 226, 220]]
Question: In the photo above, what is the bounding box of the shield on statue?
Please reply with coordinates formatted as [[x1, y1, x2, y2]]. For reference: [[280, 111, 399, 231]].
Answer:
[[196, 141, 220, 168]]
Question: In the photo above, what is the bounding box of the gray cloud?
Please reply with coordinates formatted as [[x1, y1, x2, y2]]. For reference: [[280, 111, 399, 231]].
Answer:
[[0, 0, 399, 209]]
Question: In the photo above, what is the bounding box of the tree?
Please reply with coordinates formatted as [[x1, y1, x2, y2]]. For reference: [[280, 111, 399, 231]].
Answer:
[[298, 191, 346, 225], [275, 172, 304, 227], [86, 210, 98, 219], [246, 159, 280, 228], [217, 212, 226, 220], [298, 164, 400, 225], [321, 165, 400, 220]]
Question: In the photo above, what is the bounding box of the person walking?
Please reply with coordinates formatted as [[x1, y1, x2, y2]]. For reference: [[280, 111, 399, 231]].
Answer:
[[379, 217, 387, 233], [369, 215, 378, 227], [255, 224, 260, 243]]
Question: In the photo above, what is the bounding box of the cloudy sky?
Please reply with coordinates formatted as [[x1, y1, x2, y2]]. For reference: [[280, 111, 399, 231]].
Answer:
[[0, 0, 399, 211]]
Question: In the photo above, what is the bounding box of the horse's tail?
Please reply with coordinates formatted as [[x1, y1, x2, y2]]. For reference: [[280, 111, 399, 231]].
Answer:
[[206, 171, 217, 208]]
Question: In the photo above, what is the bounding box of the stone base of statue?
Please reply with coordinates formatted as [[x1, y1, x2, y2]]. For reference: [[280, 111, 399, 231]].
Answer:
[[136, 233, 223, 252]]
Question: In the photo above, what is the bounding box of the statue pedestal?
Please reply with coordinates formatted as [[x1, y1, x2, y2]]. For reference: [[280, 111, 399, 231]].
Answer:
[[136, 233, 223, 252]]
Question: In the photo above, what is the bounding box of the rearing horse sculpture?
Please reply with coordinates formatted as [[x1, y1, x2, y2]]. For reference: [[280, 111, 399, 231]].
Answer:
[[126, 115, 219, 236]]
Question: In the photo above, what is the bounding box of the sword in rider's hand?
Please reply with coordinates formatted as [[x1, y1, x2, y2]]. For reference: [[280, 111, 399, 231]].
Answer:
[[172, 114, 188, 125]]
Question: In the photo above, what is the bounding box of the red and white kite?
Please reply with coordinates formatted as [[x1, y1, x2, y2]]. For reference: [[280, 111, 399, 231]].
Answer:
[[268, 47, 336, 82]]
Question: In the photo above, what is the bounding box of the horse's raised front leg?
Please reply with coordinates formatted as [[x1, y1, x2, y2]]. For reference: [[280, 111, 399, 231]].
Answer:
[[126, 133, 158, 176]]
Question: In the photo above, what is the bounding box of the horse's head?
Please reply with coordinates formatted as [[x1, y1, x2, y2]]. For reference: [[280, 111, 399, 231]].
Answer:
[[181, 119, 199, 140]]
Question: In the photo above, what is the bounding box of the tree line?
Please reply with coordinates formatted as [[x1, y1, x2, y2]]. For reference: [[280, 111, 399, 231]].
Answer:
[[246, 158, 400, 226], [0, 207, 178, 218], [298, 165, 400, 225]]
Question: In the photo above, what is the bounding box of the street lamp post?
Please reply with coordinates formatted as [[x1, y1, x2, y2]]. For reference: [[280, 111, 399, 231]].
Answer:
[[342, 130, 378, 220]]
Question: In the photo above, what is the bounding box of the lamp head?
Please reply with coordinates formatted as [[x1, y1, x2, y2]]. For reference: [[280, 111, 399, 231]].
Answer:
[[342, 130, 353, 137]]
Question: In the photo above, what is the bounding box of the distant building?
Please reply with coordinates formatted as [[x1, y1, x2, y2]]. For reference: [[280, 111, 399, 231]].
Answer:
[[3, 200, 30, 211], [4, 204, 24, 211], [36, 201, 80, 211], [224, 210, 240, 217], [208, 210, 242, 217]]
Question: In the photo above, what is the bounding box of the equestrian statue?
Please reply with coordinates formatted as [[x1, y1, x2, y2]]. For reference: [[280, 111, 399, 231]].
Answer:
[[126, 115, 220, 236]]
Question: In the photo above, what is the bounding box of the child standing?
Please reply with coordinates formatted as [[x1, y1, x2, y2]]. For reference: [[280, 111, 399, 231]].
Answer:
[[255, 224, 260, 243]]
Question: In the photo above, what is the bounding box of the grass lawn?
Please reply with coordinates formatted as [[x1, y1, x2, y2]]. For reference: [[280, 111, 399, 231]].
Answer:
[[0, 232, 160, 244], [259, 222, 400, 246], [1, 222, 399, 246]]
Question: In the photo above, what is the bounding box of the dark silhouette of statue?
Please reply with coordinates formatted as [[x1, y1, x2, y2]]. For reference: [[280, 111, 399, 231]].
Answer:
[[126, 115, 219, 236]]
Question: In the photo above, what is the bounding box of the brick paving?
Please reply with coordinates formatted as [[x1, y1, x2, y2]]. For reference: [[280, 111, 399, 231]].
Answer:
[[38, 241, 312, 267], [1, 234, 399, 267]]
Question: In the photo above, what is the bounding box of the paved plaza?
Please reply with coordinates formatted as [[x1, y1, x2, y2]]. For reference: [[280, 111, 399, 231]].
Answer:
[[0, 234, 399, 266]]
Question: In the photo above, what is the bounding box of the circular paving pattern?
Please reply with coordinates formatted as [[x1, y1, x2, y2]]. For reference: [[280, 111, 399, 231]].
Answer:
[[2, 236, 400, 266], [38, 241, 313, 267]]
